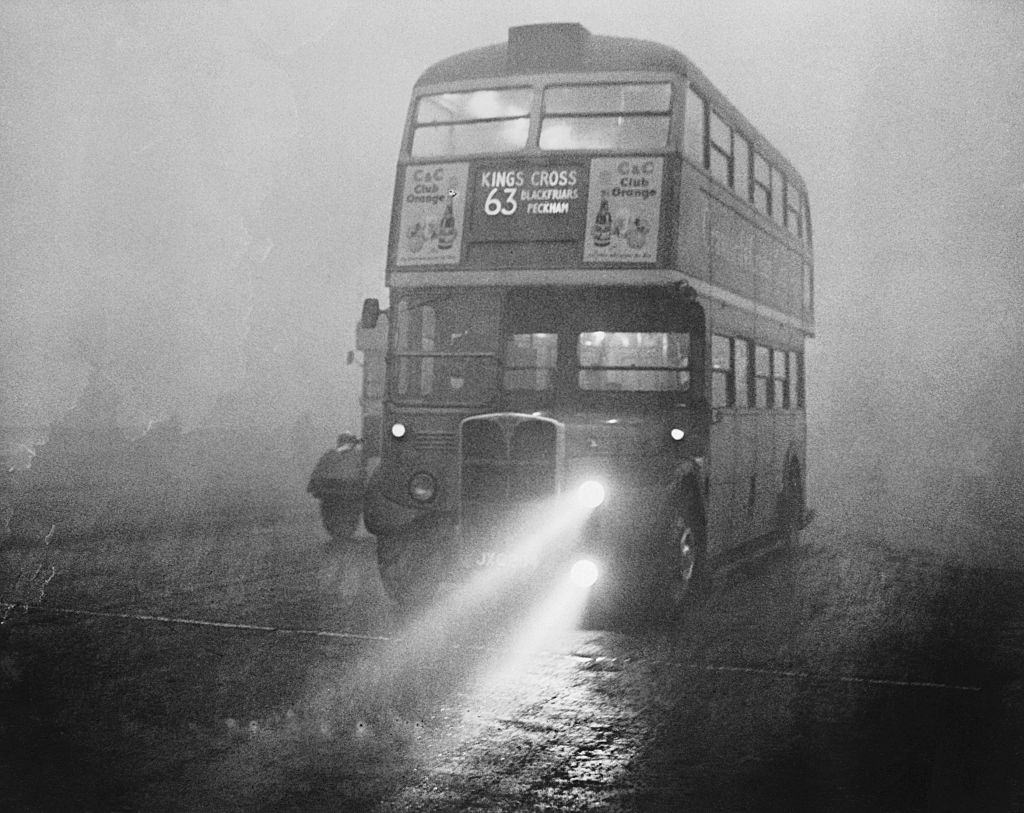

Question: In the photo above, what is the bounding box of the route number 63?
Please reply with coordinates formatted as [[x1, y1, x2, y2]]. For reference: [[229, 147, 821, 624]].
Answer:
[[484, 187, 518, 216]]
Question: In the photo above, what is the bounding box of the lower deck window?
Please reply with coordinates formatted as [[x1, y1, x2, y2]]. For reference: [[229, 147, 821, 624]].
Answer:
[[504, 333, 558, 391], [577, 331, 689, 391]]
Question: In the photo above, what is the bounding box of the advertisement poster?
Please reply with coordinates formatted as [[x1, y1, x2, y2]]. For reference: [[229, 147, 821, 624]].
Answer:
[[395, 162, 469, 266], [470, 164, 587, 242], [583, 157, 663, 263]]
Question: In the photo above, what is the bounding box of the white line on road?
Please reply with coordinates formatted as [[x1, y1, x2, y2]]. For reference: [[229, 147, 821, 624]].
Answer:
[[20, 603, 985, 693]]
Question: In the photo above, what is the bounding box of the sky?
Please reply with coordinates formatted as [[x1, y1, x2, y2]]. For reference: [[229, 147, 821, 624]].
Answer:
[[1, 1, 1022, 512]]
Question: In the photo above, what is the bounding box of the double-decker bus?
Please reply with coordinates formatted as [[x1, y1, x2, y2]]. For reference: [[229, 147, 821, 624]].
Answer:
[[361, 23, 814, 617]]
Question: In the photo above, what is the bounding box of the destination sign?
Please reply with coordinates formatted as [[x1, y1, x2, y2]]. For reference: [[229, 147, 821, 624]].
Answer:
[[470, 163, 588, 242]]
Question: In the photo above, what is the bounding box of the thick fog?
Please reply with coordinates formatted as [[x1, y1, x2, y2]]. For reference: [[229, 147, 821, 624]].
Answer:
[[2, 1, 1021, 530]]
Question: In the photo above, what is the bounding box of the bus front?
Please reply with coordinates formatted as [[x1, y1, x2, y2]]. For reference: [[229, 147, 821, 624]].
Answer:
[[363, 24, 708, 617]]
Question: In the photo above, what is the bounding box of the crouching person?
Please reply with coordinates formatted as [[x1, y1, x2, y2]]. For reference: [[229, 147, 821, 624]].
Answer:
[[307, 433, 365, 544]]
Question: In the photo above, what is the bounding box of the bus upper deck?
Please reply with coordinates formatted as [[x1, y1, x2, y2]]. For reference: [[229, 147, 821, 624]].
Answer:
[[386, 23, 813, 337]]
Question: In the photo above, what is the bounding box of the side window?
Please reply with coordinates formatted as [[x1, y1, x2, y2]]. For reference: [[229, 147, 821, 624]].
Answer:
[[733, 133, 750, 201], [711, 334, 734, 407], [734, 339, 750, 408], [771, 168, 785, 226], [786, 182, 803, 238], [788, 351, 799, 409], [684, 88, 706, 166], [773, 349, 788, 408], [753, 153, 770, 216], [394, 300, 436, 397], [795, 351, 806, 409], [709, 110, 731, 186], [395, 299, 410, 396], [754, 344, 772, 408]]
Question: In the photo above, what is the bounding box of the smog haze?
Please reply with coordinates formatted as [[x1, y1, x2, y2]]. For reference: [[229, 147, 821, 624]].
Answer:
[[2, 0, 1021, 535]]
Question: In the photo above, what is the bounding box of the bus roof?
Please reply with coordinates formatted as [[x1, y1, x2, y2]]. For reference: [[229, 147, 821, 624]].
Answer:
[[414, 23, 806, 190]]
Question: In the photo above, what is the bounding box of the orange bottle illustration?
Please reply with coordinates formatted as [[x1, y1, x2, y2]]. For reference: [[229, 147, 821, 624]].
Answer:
[[437, 194, 457, 250], [593, 191, 612, 248]]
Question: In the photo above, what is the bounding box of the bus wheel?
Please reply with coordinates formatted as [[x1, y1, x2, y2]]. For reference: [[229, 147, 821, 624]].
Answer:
[[375, 520, 443, 615], [376, 534, 418, 614], [658, 506, 707, 618], [776, 461, 803, 547]]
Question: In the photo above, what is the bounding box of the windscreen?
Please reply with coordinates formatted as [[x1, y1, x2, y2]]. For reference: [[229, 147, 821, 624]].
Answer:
[[392, 290, 501, 405]]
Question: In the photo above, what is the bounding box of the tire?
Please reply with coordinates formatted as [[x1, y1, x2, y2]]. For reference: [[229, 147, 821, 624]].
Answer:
[[320, 501, 360, 544], [776, 461, 803, 547], [661, 507, 707, 612], [638, 496, 706, 624], [375, 517, 447, 614]]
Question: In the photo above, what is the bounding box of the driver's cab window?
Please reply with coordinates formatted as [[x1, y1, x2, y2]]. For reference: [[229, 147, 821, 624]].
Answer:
[[393, 292, 500, 403]]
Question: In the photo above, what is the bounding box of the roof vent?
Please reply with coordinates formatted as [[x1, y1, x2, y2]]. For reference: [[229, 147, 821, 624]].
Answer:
[[507, 23, 591, 72]]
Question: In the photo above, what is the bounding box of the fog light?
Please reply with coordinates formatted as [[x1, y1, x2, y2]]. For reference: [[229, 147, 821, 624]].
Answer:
[[391, 422, 407, 439], [408, 472, 436, 502], [577, 480, 605, 508], [570, 559, 599, 588]]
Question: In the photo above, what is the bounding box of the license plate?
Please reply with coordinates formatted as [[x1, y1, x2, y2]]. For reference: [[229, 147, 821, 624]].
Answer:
[[465, 550, 540, 570]]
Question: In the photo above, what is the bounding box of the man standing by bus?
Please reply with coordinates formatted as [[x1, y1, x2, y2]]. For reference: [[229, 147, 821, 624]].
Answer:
[[307, 432, 364, 543]]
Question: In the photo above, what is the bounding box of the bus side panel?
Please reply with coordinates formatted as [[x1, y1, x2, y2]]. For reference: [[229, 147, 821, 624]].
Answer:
[[676, 168, 711, 282], [753, 412, 780, 536], [706, 412, 737, 560], [732, 413, 759, 546], [706, 190, 757, 303]]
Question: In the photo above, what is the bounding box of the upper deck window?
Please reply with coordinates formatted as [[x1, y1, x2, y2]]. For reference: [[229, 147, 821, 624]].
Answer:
[[683, 88, 706, 163], [539, 82, 671, 150], [411, 88, 533, 157]]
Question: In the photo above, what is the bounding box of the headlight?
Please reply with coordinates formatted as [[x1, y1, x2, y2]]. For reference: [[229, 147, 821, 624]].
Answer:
[[570, 559, 600, 588], [408, 472, 436, 502], [576, 480, 606, 508]]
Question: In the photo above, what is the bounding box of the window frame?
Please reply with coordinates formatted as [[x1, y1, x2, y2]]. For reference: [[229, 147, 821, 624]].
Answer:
[[683, 86, 707, 167], [735, 339, 751, 409], [753, 152, 771, 217], [709, 109, 732, 186], [711, 334, 735, 408], [539, 81, 673, 151], [576, 330, 691, 393], [754, 344, 772, 409], [785, 182, 803, 238], [772, 348, 789, 409], [410, 86, 534, 158]]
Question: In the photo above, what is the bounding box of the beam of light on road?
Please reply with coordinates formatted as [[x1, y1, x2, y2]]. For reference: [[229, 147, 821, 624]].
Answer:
[[303, 488, 602, 730], [469, 566, 593, 707]]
